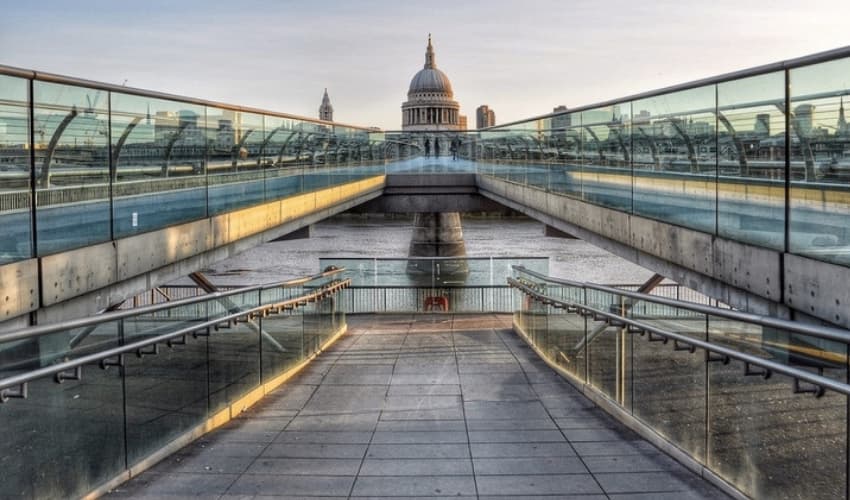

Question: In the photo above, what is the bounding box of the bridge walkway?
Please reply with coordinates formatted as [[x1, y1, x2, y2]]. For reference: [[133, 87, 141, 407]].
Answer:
[[105, 314, 727, 499]]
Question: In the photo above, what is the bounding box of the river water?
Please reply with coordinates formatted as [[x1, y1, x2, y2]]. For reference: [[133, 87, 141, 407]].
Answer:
[[198, 215, 654, 287]]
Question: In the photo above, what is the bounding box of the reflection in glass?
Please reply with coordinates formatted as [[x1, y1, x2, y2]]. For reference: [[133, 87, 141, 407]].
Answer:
[[34, 81, 111, 254], [0, 75, 32, 263], [207, 109, 265, 215], [110, 93, 207, 237], [717, 72, 786, 249], [789, 57, 850, 264], [582, 106, 631, 210], [632, 85, 717, 233]]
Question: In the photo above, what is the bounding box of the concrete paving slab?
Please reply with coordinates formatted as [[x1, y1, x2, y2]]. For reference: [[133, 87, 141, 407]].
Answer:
[[226, 474, 354, 496], [273, 431, 374, 444], [110, 472, 239, 497], [390, 373, 460, 385], [382, 395, 462, 411], [260, 443, 368, 459], [365, 443, 471, 459], [379, 407, 464, 420], [359, 458, 473, 476], [470, 441, 578, 458], [463, 400, 551, 420], [351, 475, 477, 497], [245, 457, 361, 476], [465, 418, 558, 431], [468, 429, 567, 443], [284, 412, 380, 432], [462, 383, 539, 401], [386, 383, 461, 396], [581, 453, 682, 473], [473, 456, 589, 475], [595, 471, 708, 494], [370, 430, 469, 444], [476, 473, 604, 496]]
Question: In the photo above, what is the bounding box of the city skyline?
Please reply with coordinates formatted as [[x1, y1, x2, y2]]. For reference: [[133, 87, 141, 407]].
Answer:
[[2, 0, 850, 130]]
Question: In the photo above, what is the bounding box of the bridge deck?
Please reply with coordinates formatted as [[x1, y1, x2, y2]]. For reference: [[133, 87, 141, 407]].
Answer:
[[106, 314, 727, 499]]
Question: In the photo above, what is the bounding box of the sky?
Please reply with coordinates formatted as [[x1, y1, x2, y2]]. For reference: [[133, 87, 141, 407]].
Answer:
[[2, 0, 850, 130]]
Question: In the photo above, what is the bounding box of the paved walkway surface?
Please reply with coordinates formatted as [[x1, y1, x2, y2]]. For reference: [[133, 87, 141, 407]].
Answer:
[[107, 314, 728, 499]]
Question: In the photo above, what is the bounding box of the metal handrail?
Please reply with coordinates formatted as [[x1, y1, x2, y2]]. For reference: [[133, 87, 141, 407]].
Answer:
[[0, 64, 376, 132], [513, 265, 850, 344], [481, 44, 850, 131], [0, 268, 346, 344], [508, 277, 843, 397], [0, 278, 350, 402]]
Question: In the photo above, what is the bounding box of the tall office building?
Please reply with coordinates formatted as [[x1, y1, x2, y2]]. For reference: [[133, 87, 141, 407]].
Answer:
[[476, 105, 496, 129]]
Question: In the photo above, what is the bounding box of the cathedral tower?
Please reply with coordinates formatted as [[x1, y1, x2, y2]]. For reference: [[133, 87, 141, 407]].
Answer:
[[319, 88, 333, 122]]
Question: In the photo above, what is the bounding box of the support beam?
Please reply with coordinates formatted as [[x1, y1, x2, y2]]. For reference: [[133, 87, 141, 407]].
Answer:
[[189, 271, 287, 354], [574, 273, 666, 352], [272, 225, 312, 241], [544, 225, 578, 239]]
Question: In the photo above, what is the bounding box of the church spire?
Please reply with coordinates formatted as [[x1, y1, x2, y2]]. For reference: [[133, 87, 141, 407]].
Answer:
[[838, 95, 848, 136], [319, 88, 333, 122], [424, 34, 436, 69]]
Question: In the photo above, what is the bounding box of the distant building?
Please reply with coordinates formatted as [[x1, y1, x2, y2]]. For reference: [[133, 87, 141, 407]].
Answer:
[[633, 109, 652, 125], [217, 119, 235, 150], [319, 88, 333, 122], [402, 35, 461, 131], [476, 105, 496, 129], [551, 105, 570, 134], [754, 113, 771, 136], [838, 96, 849, 137], [794, 104, 815, 136], [458, 115, 468, 130]]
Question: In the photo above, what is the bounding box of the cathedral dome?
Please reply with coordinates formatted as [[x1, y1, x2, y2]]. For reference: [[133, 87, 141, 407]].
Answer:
[[401, 35, 461, 131], [409, 68, 453, 96], [407, 35, 453, 97]]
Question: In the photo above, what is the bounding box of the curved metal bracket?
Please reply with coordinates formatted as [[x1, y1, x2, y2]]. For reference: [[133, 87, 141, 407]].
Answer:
[[99, 354, 124, 370], [667, 118, 698, 173], [744, 362, 772, 379], [673, 339, 696, 354], [54, 366, 82, 384], [231, 128, 255, 169], [112, 116, 143, 180], [192, 327, 211, 338], [647, 332, 669, 344], [162, 121, 191, 177], [136, 343, 160, 358], [40, 106, 80, 188], [607, 123, 631, 163], [167, 334, 187, 347], [0, 383, 27, 403], [582, 126, 606, 161], [793, 377, 826, 398], [636, 126, 661, 170], [706, 352, 731, 364], [716, 112, 748, 175]]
